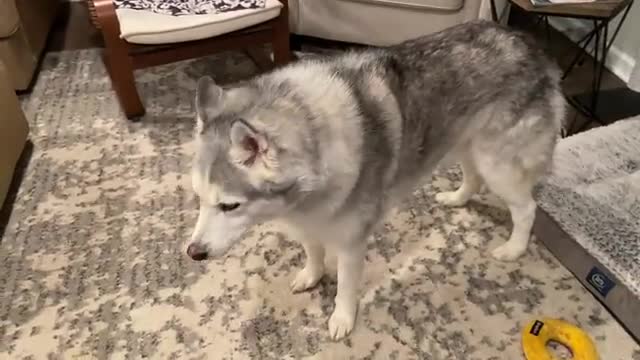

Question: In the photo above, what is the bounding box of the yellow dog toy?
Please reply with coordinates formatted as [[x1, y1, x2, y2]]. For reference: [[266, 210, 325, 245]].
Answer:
[[522, 318, 599, 360]]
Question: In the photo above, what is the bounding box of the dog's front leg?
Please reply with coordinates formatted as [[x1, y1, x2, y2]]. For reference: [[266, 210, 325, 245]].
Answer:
[[291, 239, 325, 293], [329, 240, 366, 340]]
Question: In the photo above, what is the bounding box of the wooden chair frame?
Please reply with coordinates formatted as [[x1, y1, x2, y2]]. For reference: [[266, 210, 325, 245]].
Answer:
[[92, 0, 292, 119]]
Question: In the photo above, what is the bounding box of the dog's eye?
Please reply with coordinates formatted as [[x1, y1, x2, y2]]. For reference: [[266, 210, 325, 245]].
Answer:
[[219, 203, 241, 212]]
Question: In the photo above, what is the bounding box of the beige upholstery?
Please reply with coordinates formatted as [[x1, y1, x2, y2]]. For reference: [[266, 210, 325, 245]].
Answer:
[[0, 0, 61, 90], [0, 60, 29, 208], [0, 0, 20, 37], [289, 0, 510, 46]]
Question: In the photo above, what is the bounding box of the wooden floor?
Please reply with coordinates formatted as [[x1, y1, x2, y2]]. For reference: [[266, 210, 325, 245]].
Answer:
[[47, 2, 629, 132]]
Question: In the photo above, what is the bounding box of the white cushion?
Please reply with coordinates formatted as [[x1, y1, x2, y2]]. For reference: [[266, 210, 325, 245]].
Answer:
[[115, 0, 282, 45], [339, 0, 464, 11]]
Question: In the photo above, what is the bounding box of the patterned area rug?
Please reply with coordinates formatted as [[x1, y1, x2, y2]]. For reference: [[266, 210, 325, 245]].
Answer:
[[1, 49, 638, 359]]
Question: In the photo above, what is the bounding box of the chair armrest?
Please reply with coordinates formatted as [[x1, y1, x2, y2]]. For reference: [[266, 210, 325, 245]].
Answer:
[[0, 0, 20, 38]]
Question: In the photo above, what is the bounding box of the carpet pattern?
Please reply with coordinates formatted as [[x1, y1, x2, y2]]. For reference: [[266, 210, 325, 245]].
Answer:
[[0, 49, 638, 359]]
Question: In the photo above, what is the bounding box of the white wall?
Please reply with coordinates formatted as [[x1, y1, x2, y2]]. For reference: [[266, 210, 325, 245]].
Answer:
[[610, 3, 640, 59], [549, 3, 640, 83]]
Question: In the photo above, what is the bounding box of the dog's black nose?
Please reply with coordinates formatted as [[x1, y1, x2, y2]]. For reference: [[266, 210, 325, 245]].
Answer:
[[187, 243, 208, 261]]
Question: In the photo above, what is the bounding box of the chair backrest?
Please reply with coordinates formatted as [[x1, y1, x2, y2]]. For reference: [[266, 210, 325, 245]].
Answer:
[[289, 0, 485, 46]]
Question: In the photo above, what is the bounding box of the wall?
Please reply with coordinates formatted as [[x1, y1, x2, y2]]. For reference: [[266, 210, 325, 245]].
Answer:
[[610, 3, 640, 61], [549, 3, 640, 83]]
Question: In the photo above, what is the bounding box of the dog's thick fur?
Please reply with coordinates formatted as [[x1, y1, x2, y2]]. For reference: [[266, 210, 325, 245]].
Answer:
[[188, 21, 564, 339]]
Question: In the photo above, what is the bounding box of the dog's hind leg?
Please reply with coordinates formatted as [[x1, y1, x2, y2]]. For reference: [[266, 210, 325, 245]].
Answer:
[[491, 189, 536, 262], [475, 154, 537, 261], [435, 153, 483, 207], [291, 238, 325, 293]]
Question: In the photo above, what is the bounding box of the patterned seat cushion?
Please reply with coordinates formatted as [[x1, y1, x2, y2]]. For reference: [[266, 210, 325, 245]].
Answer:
[[114, 0, 282, 44], [114, 0, 266, 16]]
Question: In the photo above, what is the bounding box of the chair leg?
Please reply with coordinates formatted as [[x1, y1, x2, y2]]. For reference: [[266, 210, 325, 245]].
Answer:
[[272, 10, 292, 65], [93, 0, 145, 119], [103, 52, 145, 119], [245, 47, 275, 72], [290, 34, 303, 52]]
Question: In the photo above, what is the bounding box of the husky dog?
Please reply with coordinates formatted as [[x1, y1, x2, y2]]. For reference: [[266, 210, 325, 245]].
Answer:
[[187, 20, 564, 339]]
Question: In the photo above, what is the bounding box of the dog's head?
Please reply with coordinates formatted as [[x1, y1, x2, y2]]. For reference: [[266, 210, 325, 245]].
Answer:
[[186, 76, 320, 261]]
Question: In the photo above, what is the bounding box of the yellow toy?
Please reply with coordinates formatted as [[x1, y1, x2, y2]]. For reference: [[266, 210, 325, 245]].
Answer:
[[522, 318, 599, 360]]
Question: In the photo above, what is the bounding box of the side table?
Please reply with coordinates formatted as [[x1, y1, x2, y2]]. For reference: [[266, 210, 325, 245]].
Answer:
[[490, 0, 635, 134]]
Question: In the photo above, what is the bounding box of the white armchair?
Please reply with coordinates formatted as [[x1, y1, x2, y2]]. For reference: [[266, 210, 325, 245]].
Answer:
[[288, 0, 510, 46]]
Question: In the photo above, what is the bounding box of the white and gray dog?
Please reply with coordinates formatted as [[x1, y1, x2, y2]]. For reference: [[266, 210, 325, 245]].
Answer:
[[187, 21, 564, 339]]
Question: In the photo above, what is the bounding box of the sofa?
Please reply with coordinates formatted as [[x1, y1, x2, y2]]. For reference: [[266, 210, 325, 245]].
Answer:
[[0, 60, 29, 208], [288, 0, 510, 46], [0, 0, 61, 90]]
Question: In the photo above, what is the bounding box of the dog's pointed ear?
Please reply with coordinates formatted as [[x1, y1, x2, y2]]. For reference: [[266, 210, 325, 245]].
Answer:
[[229, 120, 269, 166], [195, 76, 223, 133]]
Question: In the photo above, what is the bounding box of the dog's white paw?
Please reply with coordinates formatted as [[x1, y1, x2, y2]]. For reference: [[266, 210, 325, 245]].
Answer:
[[328, 304, 356, 340], [491, 242, 527, 261], [290, 266, 323, 293], [435, 191, 468, 207]]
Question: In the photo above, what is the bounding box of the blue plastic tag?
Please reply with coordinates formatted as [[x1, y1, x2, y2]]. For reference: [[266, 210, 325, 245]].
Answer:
[[586, 267, 615, 297]]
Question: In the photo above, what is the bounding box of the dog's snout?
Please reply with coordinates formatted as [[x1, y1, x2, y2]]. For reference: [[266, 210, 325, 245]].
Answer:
[[187, 243, 208, 261]]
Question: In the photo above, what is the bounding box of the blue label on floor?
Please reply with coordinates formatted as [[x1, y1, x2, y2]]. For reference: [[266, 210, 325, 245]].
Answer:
[[586, 267, 615, 297]]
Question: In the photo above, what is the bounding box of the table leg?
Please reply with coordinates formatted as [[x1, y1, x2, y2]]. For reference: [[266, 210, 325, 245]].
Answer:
[[544, 16, 551, 43], [490, 0, 498, 22], [591, 20, 608, 111], [591, 20, 601, 107], [562, 21, 606, 80], [569, 0, 634, 132], [562, 31, 593, 79], [567, 20, 606, 135]]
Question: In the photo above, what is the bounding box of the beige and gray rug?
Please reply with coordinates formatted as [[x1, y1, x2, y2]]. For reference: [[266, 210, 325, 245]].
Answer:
[[1, 49, 638, 359]]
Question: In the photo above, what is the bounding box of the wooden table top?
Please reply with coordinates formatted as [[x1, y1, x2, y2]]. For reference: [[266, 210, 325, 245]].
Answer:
[[508, 0, 633, 19]]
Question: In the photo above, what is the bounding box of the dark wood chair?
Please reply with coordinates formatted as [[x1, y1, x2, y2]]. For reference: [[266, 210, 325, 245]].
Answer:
[[91, 0, 292, 119]]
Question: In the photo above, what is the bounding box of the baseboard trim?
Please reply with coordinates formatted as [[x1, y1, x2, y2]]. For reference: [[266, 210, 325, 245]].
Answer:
[[548, 17, 635, 84]]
